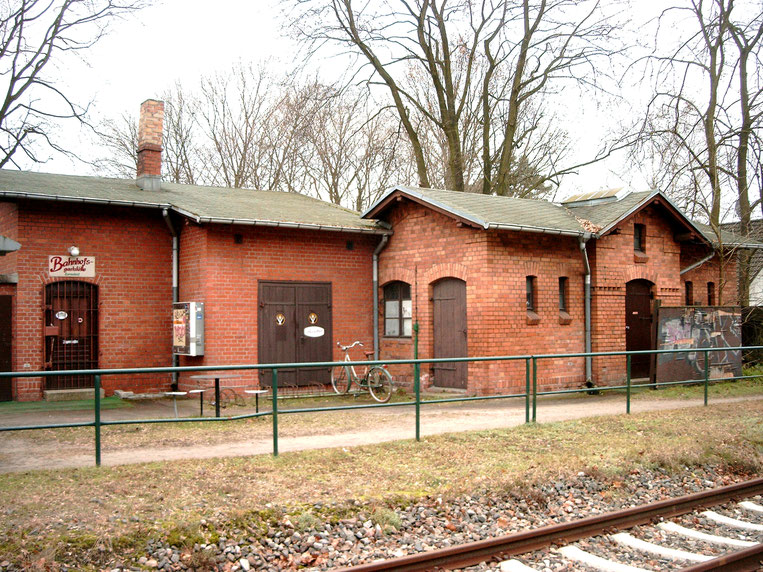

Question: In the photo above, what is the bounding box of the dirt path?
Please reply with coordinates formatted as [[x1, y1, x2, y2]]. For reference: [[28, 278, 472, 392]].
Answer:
[[1, 394, 760, 473]]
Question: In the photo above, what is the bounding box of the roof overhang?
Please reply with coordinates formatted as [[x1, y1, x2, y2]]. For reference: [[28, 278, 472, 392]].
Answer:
[[0, 235, 20, 255], [0, 190, 170, 210], [0, 191, 391, 236], [363, 186, 487, 229], [596, 189, 712, 247], [364, 185, 585, 237]]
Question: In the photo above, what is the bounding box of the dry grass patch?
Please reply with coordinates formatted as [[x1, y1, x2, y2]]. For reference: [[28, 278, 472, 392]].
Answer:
[[0, 401, 760, 565]]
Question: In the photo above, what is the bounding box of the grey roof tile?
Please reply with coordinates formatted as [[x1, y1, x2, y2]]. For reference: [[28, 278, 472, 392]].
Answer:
[[369, 185, 585, 235], [0, 169, 384, 233]]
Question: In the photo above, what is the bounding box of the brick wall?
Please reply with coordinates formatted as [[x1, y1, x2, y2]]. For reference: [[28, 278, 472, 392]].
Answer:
[[586, 205, 738, 384], [177, 223, 377, 391], [680, 244, 738, 306], [6, 201, 172, 400], [377, 200, 587, 394]]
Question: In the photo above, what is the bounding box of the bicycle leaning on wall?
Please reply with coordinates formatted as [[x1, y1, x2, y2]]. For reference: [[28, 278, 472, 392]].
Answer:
[[331, 341, 394, 403]]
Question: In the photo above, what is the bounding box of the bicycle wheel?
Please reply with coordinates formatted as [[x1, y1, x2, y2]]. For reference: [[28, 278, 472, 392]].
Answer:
[[368, 366, 393, 403], [331, 366, 351, 394]]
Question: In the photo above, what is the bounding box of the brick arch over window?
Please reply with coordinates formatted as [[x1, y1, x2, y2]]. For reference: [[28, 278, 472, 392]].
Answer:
[[379, 266, 416, 289], [623, 266, 658, 285], [421, 263, 468, 286]]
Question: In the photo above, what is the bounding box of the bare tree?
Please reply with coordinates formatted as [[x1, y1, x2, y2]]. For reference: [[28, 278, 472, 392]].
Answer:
[[95, 83, 205, 184], [288, 0, 624, 197], [0, 0, 148, 167], [631, 0, 763, 304]]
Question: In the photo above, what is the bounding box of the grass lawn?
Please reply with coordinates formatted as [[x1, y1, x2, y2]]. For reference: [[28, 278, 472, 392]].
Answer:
[[0, 400, 760, 568]]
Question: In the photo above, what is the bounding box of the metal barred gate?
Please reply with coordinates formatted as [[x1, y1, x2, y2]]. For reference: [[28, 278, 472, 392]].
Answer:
[[44, 281, 99, 389]]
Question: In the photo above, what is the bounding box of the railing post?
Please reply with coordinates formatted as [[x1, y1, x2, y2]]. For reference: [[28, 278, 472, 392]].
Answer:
[[704, 349, 709, 406], [525, 358, 531, 424], [94, 374, 101, 467], [272, 368, 279, 457], [532, 357, 537, 423], [414, 322, 420, 442], [626, 354, 632, 415]]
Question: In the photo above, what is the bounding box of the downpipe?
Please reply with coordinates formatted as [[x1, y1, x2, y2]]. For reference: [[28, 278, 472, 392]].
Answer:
[[163, 209, 180, 390], [579, 235, 592, 382], [372, 235, 390, 360]]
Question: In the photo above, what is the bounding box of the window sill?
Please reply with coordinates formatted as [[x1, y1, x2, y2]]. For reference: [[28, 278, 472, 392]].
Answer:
[[383, 336, 413, 341], [526, 310, 540, 325], [634, 251, 649, 264], [558, 311, 572, 325]]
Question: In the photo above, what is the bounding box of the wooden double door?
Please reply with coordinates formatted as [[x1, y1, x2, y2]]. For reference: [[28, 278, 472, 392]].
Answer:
[[258, 281, 332, 387]]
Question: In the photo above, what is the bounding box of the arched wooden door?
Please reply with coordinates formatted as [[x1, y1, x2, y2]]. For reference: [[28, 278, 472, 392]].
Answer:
[[625, 279, 653, 378], [44, 281, 99, 389], [432, 278, 467, 389]]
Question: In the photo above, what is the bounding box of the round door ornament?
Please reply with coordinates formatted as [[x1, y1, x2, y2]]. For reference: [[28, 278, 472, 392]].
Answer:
[[275, 312, 286, 326], [77, 317, 84, 324], [308, 312, 318, 324], [55, 311, 68, 320]]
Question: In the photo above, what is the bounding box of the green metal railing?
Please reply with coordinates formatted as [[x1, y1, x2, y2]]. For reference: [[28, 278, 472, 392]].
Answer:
[[1, 337, 760, 467]]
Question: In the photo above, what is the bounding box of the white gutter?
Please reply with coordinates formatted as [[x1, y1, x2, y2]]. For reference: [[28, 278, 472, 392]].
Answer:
[[172, 208, 391, 235], [680, 251, 716, 275], [487, 223, 583, 237], [0, 190, 170, 209]]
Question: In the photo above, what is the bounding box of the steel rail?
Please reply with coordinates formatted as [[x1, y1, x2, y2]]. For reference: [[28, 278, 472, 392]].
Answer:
[[681, 543, 763, 572], [337, 477, 763, 572]]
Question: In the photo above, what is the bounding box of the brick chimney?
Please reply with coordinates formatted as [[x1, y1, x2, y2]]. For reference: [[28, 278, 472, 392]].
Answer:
[[136, 99, 164, 191]]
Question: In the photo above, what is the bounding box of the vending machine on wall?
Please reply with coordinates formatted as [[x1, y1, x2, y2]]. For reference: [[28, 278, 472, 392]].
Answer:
[[172, 302, 205, 356]]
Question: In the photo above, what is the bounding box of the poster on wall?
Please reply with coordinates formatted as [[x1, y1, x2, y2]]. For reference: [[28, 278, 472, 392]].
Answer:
[[173, 307, 189, 353], [48, 255, 95, 277], [172, 302, 205, 356], [655, 306, 742, 383]]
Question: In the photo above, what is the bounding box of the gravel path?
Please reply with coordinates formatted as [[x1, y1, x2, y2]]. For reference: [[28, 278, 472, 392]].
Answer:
[[1, 394, 760, 473]]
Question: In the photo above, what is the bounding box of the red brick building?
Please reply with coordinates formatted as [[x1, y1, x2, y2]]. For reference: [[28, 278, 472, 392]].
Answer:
[[364, 186, 744, 394], [0, 101, 388, 401], [0, 101, 753, 400]]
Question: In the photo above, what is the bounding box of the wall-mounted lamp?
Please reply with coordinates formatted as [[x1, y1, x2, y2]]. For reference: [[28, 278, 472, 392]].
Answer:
[[68, 246, 80, 257]]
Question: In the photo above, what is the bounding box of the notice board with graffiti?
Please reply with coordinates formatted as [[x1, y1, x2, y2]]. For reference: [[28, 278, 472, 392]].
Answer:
[[655, 306, 741, 383]]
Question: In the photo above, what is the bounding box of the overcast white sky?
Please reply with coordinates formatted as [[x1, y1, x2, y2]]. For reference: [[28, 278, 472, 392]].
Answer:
[[30, 0, 650, 200]]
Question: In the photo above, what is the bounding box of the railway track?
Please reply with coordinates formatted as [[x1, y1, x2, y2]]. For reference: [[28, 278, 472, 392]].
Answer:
[[338, 477, 763, 572]]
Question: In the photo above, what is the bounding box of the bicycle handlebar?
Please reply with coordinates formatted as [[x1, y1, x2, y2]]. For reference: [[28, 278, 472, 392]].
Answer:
[[337, 340, 363, 351]]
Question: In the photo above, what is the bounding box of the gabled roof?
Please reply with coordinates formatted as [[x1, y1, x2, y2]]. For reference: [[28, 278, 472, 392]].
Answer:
[[0, 169, 389, 235], [564, 189, 710, 245], [364, 185, 719, 244], [363, 185, 586, 236]]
